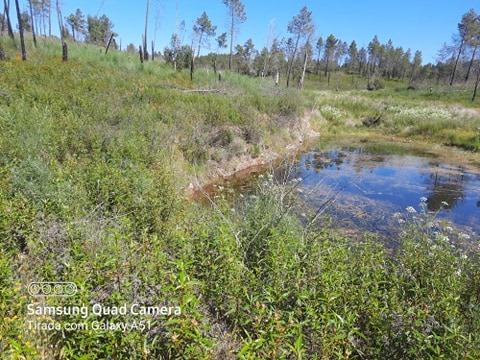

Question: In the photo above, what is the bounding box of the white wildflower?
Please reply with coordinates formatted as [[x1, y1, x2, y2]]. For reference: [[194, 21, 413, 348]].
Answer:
[[420, 197, 428, 203], [406, 206, 417, 214]]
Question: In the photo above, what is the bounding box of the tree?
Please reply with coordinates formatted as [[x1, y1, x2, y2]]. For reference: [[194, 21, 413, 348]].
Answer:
[[368, 35, 381, 76], [3, 0, 15, 41], [193, 11, 216, 58], [324, 34, 338, 77], [17, 11, 31, 32], [66, 9, 85, 42], [212, 32, 227, 74], [464, 12, 480, 82], [143, 0, 149, 60], [28, 0, 36, 46], [126, 43, 136, 54], [315, 37, 324, 74], [87, 15, 115, 46], [410, 50, 422, 82], [348, 40, 358, 73], [14, 0, 26, 60], [299, 35, 313, 89], [450, 9, 478, 85], [222, 0, 246, 71], [286, 6, 314, 87]]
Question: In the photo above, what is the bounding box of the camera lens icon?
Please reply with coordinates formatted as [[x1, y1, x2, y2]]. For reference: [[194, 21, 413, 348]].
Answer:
[[28, 282, 78, 297]]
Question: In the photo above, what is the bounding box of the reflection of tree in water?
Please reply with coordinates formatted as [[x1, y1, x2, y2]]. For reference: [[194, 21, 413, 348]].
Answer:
[[426, 167, 466, 211]]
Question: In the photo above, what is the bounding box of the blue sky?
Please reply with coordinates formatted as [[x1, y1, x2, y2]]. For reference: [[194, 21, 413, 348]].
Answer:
[[18, 0, 480, 63]]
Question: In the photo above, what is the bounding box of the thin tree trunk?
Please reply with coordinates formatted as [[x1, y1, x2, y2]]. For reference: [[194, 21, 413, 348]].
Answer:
[[190, 52, 194, 81], [56, 0, 64, 42], [14, 0, 26, 60], [4, 0, 14, 42], [62, 41, 68, 61], [286, 35, 300, 88], [450, 40, 464, 86], [324, 56, 330, 77], [465, 46, 477, 83], [228, 10, 234, 71], [105, 33, 114, 54], [48, 1, 51, 37], [143, 0, 149, 61], [299, 36, 311, 90], [28, 0, 37, 47], [139, 45, 144, 63], [151, 41, 154, 61], [196, 32, 203, 59], [472, 68, 480, 102]]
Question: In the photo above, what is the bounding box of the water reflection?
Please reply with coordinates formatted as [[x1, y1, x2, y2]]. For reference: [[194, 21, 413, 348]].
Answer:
[[291, 147, 480, 238]]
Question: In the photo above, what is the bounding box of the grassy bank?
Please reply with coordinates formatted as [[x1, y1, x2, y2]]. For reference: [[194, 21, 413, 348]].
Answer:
[[304, 87, 480, 151], [1, 40, 480, 358]]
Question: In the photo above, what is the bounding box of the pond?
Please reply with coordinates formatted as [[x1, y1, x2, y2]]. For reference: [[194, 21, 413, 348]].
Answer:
[[289, 145, 480, 241]]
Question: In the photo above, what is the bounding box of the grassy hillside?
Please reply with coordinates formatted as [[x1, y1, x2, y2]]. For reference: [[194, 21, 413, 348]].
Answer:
[[1, 40, 480, 359]]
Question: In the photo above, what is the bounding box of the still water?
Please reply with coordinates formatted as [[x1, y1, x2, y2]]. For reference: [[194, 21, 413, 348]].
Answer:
[[289, 146, 480, 239]]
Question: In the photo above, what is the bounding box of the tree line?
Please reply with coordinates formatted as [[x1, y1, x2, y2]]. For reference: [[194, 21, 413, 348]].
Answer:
[[2, 1, 480, 98]]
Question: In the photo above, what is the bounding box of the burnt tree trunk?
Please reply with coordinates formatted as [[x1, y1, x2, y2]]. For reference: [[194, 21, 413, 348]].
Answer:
[[190, 55, 194, 81], [472, 68, 480, 102], [465, 46, 477, 83], [105, 33, 114, 54], [143, 0, 149, 61], [450, 40, 464, 86], [62, 41, 68, 61], [151, 41, 154, 61], [14, 0, 26, 60], [139, 46, 144, 64]]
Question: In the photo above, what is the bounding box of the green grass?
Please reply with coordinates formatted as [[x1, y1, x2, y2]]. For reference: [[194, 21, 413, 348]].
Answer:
[[1, 38, 480, 358]]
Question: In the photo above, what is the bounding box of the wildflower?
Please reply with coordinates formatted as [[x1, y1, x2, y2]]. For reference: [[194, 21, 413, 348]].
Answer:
[[438, 235, 449, 242], [459, 233, 471, 240], [461, 254, 468, 260], [406, 206, 417, 214], [393, 212, 402, 219], [420, 197, 428, 203], [398, 219, 405, 224], [441, 201, 449, 207], [444, 226, 453, 233]]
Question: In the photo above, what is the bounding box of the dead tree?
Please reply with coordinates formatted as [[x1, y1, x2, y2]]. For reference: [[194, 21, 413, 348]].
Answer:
[[56, 0, 67, 60], [14, 0, 26, 60], [190, 54, 194, 81], [28, 0, 36, 47], [298, 35, 312, 90], [151, 41, 154, 61], [473, 67, 480, 102], [143, 0, 149, 61], [105, 33, 114, 54], [62, 42, 68, 61], [139, 45, 144, 64]]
